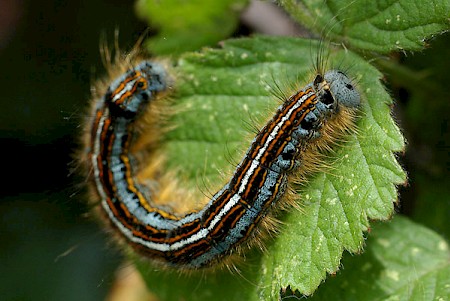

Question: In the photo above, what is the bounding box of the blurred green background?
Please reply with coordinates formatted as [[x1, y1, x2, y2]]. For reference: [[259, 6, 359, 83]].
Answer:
[[0, 1, 147, 300], [0, 1, 448, 300]]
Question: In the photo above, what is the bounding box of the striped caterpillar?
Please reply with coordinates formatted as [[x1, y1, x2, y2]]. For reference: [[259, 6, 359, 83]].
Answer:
[[83, 51, 360, 269]]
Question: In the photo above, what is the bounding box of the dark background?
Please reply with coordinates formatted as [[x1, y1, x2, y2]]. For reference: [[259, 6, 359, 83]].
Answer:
[[0, 1, 147, 300]]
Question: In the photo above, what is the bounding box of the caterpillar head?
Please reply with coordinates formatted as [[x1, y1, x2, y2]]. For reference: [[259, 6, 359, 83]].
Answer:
[[313, 70, 360, 116]]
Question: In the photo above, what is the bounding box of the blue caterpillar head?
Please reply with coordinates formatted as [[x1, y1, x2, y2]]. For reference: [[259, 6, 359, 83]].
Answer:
[[105, 61, 166, 117], [313, 70, 360, 114], [325, 70, 360, 108]]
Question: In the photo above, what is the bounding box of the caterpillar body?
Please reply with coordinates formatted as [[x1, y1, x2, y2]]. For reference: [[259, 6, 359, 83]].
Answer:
[[84, 56, 360, 269]]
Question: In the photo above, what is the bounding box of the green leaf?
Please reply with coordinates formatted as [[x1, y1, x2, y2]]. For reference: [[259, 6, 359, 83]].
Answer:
[[135, 0, 249, 55], [301, 216, 450, 300], [376, 33, 450, 239], [256, 39, 406, 298], [280, 0, 450, 53], [135, 36, 406, 300]]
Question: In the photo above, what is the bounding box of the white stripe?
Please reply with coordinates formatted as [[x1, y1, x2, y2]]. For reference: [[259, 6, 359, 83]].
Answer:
[[92, 111, 108, 201], [236, 91, 312, 195], [112, 79, 136, 102]]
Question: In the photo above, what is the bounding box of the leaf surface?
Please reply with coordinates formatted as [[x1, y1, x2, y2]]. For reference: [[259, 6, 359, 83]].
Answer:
[[136, 36, 406, 300]]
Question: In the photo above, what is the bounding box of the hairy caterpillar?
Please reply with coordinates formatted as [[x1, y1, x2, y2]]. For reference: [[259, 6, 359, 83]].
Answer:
[[83, 47, 360, 269]]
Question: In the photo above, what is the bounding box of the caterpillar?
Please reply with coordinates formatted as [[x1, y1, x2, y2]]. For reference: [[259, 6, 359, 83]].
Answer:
[[83, 51, 360, 269]]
